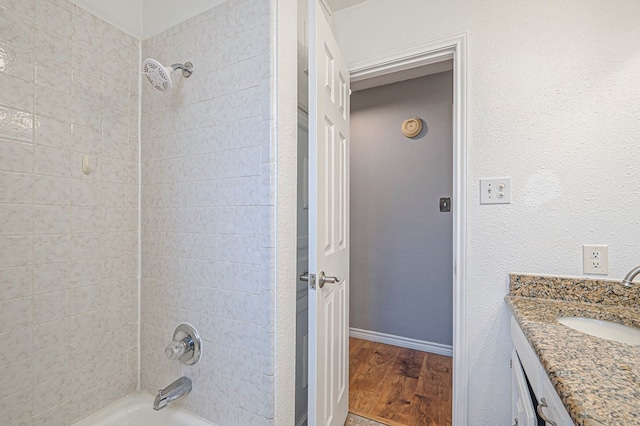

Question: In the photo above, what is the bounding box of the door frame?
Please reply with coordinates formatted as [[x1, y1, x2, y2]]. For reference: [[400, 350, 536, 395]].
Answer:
[[348, 33, 468, 425]]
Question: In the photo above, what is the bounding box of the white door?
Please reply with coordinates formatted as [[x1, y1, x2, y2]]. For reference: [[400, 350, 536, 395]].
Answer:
[[307, 0, 350, 425]]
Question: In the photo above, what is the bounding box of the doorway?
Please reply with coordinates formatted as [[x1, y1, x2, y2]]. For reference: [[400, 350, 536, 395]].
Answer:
[[293, 2, 469, 423], [347, 67, 454, 426]]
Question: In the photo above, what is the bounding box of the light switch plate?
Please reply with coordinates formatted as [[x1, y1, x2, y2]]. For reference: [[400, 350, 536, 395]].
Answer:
[[480, 177, 511, 204]]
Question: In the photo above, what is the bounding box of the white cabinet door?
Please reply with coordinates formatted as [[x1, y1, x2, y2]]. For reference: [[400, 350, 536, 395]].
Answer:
[[512, 350, 537, 426]]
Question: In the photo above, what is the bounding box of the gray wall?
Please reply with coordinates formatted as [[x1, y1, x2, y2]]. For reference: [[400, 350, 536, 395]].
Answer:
[[350, 71, 453, 345]]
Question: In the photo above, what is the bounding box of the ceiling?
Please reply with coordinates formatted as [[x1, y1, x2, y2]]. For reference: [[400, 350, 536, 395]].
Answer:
[[325, 0, 369, 12]]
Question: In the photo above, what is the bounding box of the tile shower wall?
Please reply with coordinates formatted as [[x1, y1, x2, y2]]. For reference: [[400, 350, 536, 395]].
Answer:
[[0, 1, 139, 425], [140, 0, 275, 425]]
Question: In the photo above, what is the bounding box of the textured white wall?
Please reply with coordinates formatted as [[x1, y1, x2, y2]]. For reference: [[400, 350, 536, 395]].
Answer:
[[334, 1, 640, 424], [0, 1, 139, 424]]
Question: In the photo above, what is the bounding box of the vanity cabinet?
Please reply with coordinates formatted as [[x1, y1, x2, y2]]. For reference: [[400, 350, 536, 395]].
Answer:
[[511, 317, 574, 426]]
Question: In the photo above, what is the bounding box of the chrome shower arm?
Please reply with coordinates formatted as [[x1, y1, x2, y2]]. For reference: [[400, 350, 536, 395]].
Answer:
[[170, 62, 193, 78]]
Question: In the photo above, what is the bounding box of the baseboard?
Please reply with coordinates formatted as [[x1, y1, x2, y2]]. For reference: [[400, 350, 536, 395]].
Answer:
[[349, 327, 453, 357]]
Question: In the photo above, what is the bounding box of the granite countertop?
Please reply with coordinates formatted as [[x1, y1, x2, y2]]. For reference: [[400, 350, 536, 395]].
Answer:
[[506, 274, 640, 426]]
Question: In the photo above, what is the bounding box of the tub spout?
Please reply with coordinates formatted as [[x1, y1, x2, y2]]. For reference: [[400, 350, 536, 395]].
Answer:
[[153, 376, 192, 411]]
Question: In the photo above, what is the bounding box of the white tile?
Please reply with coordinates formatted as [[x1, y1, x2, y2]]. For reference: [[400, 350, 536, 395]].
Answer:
[[236, 27, 262, 61], [103, 130, 130, 160], [0, 265, 32, 301], [34, 234, 69, 264], [0, 171, 32, 203], [0, 388, 33, 424], [218, 206, 261, 235], [70, 206, 101, 233], [103, 109, 130, 138], [236, 0, 262, 33], [69, 232, 101, 260], [219, 262, 261, 294], [35, 0, 71, 37], [0, 327, 33, 366], [103, 81, 130, 114], [0, 73, 34, 111], [181, 232, 217, 261], [69, 258, 100, 288], [69, 285, 100, 315], [33, 261, 68, 294], [0, 235, 32, 267], [217, 63, 239, 96], [33, 374, 67, 414], [71, 95, 101, 128], [72, 68, 102, 101], [236, 56, 262, 91], [34, 344, 68, 384], [34, 175, 70, 205], [35, 28, 71, 64], [35, 85, 71, 122], [99, 231, 129, 258], [34, 145, 70, 177], [0, 296, 32, 333], [0, 0, 36, 20], [0, 139, 33, 173], [33, 289, 68, 324], [72, 13, 102, 50], [218, 146, 261, 178], [67, 310, 100, 343], [217, 92, 239, 125], [102, 207, 136, 232], [235, 175, 262, 206], [35, 115, 71, 148], [101, 158, 136, 184], [33, 205, 69, 234], [0, 106, 34, 142], [70, 179, 100, 206], [71, 123, 102, 155], [35, 57, 71, 94], [237, 85, 261, 119], [33, 317, 68, 353], [0, 8, 33, 48], [32, 402, 69, 426], [0, 204, 32, 235]]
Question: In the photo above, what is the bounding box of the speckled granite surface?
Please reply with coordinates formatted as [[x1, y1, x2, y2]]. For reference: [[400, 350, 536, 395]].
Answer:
[[506, 274, 640, 425]]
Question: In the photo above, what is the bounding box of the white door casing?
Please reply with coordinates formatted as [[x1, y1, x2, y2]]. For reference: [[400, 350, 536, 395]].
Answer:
[[307, 0, 350, 425]]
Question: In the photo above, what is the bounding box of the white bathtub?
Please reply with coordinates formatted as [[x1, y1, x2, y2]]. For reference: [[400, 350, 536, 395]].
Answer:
[[73, 392, 215, 426]]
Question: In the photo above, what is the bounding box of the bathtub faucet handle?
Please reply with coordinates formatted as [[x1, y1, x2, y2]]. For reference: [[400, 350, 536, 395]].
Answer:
[[164, 323, 202, 365], [164, 337, 191, 360]]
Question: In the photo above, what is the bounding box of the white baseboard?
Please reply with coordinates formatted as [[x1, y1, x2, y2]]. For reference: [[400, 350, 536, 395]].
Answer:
[[349, 327, 453, 357]]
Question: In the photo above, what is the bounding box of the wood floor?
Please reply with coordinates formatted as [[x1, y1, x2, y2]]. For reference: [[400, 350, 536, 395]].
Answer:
[[349, 338, 452, 426]]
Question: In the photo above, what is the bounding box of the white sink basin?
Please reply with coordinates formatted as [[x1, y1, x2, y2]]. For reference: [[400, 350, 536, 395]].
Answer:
[[557, 317, 640, 345]]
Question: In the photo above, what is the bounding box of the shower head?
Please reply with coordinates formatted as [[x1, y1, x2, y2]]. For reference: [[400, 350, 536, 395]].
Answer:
[[143, 58, 193, 92]]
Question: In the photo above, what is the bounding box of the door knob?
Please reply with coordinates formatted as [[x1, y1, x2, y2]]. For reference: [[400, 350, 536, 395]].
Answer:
[[318, 271, 341, 289]]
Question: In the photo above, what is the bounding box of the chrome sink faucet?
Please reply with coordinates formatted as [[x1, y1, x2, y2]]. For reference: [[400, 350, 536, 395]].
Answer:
[[621, 265, 640, 288], [153, 376, 192, 410]]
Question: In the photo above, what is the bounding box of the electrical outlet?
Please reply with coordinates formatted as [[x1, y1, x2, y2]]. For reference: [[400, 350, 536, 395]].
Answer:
[[583, 244, 608, 275]]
